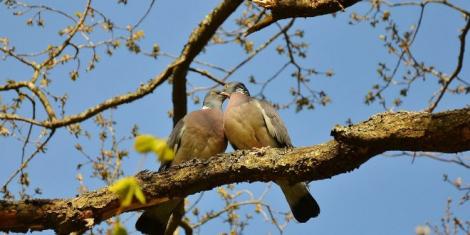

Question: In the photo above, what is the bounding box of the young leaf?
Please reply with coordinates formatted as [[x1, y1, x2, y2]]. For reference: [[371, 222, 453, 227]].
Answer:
[[134, 135, 156, 153], [151, 138, 175, 162], [112, 222, 128, 235], [109, 176, 146, 207], [134, 134, 174, 162]]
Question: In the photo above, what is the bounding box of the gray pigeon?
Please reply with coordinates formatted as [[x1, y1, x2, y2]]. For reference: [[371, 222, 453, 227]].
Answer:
[[136, 89, 228, 234], [222, 82, 320, 223]]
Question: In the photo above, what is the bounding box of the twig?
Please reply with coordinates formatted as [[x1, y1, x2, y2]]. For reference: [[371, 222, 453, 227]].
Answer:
[[18, 92, 36, 196], [0, 48, 38, 70], [2, 129, 56, 190], [222, 19, 294, 81], [37, 0, 93, 78], [132, 0, 156, 29], [188, 67, 225, 85], [427, 18, 470, 112]]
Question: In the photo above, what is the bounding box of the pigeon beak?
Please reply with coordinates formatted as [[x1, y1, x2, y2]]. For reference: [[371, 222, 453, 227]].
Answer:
[[220, 92, 231, 98]]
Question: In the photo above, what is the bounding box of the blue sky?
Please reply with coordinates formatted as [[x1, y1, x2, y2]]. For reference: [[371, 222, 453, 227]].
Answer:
[[1, 0, 469, 234]]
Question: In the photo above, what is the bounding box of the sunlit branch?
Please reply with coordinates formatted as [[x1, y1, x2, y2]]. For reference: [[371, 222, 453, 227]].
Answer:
[[0, 107, 469, 233]]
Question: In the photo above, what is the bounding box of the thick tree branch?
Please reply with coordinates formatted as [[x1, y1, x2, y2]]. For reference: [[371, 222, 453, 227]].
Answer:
[[247, 0, 361, 34], [1, 108, 469, 234], [171, 0, 243, 125]]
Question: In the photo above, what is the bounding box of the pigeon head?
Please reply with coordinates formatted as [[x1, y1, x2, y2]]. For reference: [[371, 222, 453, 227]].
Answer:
[[222, 82, 250, 97], [202, 89, 227, 109]]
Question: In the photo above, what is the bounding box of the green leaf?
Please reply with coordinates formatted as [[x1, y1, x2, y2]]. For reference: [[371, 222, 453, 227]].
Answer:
[[109, 176, 146, 207], [134, 135, 156, 153], [134, 134, 175, 162], [112, 222, 128, 235], [134, 185, 146, 204]]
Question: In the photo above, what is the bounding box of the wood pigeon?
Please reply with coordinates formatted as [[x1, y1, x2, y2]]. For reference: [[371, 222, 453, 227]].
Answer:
[[136, 89, 228, 235], [221, 82, 320, 223]]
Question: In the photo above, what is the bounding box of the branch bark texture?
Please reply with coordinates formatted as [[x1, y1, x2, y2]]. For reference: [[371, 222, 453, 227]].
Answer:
[[248, 0, 361, 34], [171, 0, 243, 125], [1, 108, 469, 233]]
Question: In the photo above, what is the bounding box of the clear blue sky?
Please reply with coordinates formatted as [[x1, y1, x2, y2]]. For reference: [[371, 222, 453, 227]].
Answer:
[[1, 0, 468, 234]]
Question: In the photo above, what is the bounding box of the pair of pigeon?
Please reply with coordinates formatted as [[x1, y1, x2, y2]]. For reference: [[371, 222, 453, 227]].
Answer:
[[136, 82, 320, 234]]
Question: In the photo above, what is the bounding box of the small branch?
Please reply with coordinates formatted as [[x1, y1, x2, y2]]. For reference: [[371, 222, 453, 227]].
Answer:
[[188, 67, 225, 85], [0, 81, 29, 92], [132, 0, 156, 29], [1, 129, 56, 190], [0, 107, 469, 234], [15, 2, 77, 23], [223, 19, 294, 81], [26, 82, 56, 120], [427, 18, 470, 112], [192, 200, 266, 228], [383, 0, 470, 17], [0, 113, 44, 127], [0, 48, 38, 70], [18, 92, 36, 197], [37, 0, 92, 78], [0, 80, 56, 121], [416, 152, 469, 169]]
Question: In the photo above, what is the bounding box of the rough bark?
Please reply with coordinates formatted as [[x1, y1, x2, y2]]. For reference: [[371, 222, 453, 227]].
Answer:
[[247, 0, 361, 34], [171, 0, 244, 125], [1, 108, 469, 234]]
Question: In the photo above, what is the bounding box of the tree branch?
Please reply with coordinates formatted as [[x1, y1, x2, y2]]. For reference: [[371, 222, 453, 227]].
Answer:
[[427, 18, 470, 112], [171, 0, 243, 125], [1, 107, 469, 234], [247, 0, 361, 35]]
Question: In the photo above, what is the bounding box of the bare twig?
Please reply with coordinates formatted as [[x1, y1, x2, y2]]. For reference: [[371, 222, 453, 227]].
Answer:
[[132, 0, 156, 29], [2, 129, 56, 190], [37, 0, 92, 78], [222, 19, 294, 81], [427, 18, 470, 112], [188, 67, 225, 85], [0, 47, 38, 70]]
